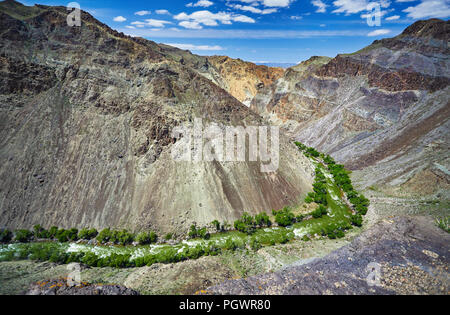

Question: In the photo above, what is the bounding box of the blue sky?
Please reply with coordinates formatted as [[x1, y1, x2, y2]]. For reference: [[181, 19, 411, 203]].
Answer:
[[20, 0, 450, 64]]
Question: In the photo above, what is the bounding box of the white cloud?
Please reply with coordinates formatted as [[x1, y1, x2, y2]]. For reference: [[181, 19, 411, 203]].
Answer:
[[291, 15, 302, 20], [312, 0, 328, 13], [145, 19, 173, 28], [174, 10, 255, 29], [233, 15, 256, 23], [385, 15, 400, 20], [367, 28, 391, 36], [134, 10, 151, 16], [229, 0, 294, 8], [360, 8, 393, 19], [229, 4, 278, 14], [179, 21, 203, 29], [332, 0, 391, 15], [164, 43, 224, 51], [262, 0, 294, 7], [113, 16, 126, 22], [156, 10, 171, 15], [187, 0, 214, 7], [403, 0, 450, 19], [131, 19, 172, 28]]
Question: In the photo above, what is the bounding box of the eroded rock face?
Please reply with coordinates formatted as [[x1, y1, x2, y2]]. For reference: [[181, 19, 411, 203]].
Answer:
[[209, 56, 285, 106], [251, 19, 450, 194], [0, 1, 315, 233]]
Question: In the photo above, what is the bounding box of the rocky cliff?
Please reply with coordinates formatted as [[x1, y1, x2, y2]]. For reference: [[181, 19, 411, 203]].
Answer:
[[0, 0, 315, 233], [251, 19, 449, 196], [208, 56, 285, 106]]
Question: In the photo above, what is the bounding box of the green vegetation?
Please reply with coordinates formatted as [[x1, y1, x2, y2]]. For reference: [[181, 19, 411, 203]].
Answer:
[[1, 142, 368, 268], [436, 217, 449, 233], [272, 207, 295, 227], [188, 224, 210, 240], [311, 204, 328, 219], [33, 225, 49, 239], [136, 231, 158, 245], [164, 233, 173, 241], [78, 228, 98, 240], [14, 229, 33, 243], [96, 228, 112, 244], [254, 213, 272, 228], [0, 229, 12, 243], [211, 220, 221, 232]]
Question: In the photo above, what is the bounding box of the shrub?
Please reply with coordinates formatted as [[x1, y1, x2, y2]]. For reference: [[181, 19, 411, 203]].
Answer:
[[33, 225, 49, 239], [78, 228, 98, 240], [355, 204, 368, 215], [211, 220, 221, 232], [55, 229, 69, 242], [48, 226, 58, 238], [279, 233, 290, 244], [350, 214, 363, 227], [249, 238, 262, 251], [14, 229, 33, 243], [66, 228, 78, 241], [306, 147, 320, 157], [222, 238, 237, 251], [311, 205, 328, 219], [296, 215, 305, 223], [304, 195, 314, 203], [113, 230, 134, 245], [436, 217, 449, 233], [164, 233, 173, 240], [188, 224, 199, 239], [335, 229, 345, 239], [197, 227, 210, 240], [136, 231, 157, 245], [49, 251, 69, 264], [234, 212, 256, 235], [0, 229, 13, 243], [187, 245, 205, 260], [273, 207, 295, 227], [254, 213, 272, 228], [96, 228, 112, 244]]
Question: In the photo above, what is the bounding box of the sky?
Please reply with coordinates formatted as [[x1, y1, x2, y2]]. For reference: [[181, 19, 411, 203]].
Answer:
[[20, 0, 450, 65]]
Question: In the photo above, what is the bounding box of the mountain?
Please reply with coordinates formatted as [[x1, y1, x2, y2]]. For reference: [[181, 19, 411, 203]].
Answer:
[[255, 62, 297, 69], [208, 56, 285, 106], [251, 19, 449, 197], [0, 0, 315, 233]]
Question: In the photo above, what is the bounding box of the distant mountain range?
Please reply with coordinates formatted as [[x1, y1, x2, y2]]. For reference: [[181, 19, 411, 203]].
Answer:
[[255, 62, 297, 68]]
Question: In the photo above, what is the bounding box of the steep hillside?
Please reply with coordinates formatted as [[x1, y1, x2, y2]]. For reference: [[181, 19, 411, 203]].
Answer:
[[209, 56, 285, 106], [251, 19, 449, 196], [0, 1, 315, 233]]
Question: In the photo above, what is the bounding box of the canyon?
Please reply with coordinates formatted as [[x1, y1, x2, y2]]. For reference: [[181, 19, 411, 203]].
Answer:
[[0, 0, 448, 295]]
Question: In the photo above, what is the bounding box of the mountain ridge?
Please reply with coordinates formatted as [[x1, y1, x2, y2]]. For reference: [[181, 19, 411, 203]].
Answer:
[[250, 18, 449, 197], [0, 0, 315, 233]]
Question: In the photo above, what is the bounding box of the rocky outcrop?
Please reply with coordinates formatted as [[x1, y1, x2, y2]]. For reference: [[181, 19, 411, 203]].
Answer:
[[209, 56, 285, 106], [0, 1, 315, 233], [251, 19, 450, 195], [207, 216, 450, 295]]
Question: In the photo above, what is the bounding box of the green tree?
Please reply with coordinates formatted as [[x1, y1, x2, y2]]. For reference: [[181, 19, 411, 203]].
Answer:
[[14, 229, 33, 242], [273, 207, 295, 227], [254, 213, 272, 227]]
